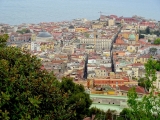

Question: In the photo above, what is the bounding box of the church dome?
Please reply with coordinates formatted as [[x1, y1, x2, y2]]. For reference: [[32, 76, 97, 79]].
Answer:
[[37, 31, 52, 38], [128, 34, 136, 41]]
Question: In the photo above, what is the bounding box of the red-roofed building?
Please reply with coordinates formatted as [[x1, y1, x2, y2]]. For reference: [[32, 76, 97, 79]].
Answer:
[[93, 78, 129, 87], [118, 85, 148, 96], [139, 21, 156, 29], [110, 15, 118, 19], [115, 17, 138, 24], [115, 36, 125, 44]]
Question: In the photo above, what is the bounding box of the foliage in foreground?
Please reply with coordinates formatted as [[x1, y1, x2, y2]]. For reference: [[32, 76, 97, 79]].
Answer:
[[119, 59, 160, 120], [87, 107, 117, 120], [0, 34, 92, 120]]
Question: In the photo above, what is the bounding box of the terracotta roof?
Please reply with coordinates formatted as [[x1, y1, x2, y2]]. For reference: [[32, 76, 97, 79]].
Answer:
[[51, 60, 64, 64], [114, 43, 129, 45], [138, 54, 151, 59], [128, 63, 144, 67], [119, 85, 147, 94]]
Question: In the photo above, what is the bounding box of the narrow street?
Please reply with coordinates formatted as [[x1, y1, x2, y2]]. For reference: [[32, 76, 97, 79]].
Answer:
[[83, 53, 88, 79], [110, 26, 122, 72]]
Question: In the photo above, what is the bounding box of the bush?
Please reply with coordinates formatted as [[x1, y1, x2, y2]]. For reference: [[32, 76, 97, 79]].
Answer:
[[0, 34, 92, 120]]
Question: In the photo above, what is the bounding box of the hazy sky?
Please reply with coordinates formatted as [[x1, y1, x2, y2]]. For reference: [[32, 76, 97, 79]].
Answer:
[[0, 0, 160, 25]]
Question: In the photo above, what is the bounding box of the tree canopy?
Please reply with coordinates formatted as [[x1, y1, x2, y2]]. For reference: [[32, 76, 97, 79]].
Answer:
[[139, 27, 150, 35], [16, 28, 30, 34], [153, 38, 160, 45], [0, 34, 8, 47], [0, 34, 92, 120], [149, 47, 157, 55], [119, 59, 160, 120], [139, 34, 144, 39]]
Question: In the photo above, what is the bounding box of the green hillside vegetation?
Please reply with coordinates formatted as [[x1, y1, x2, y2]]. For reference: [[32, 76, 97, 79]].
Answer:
[[0, 34, 92, 120]]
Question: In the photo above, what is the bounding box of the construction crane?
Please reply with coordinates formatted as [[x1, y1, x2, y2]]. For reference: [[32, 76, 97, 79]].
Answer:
[[98, 11, 109, 16], [98, 11, 103, 16]]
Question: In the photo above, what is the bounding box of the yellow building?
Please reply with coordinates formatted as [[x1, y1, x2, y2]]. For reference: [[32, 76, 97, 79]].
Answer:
[[99, 21, 107, 26], [132, 67, 139, 78], [62, 45, 74, 54], [9, 44, 18, 47], [134, 55, 150, 64], [121, 32, 139, 41], [127, 45, 136, 53], [31, 34, 36, 41], [40, 43, 54, 51], [103, 51, 110, 57], [21, 43, 31, 51], [108, 19, 115, 26], [125, 25, 138, 32], [92, 23, 103, 29], [106, 90, 116, 95], [155, 71, 160, 89], [75, 27, 87, 32]]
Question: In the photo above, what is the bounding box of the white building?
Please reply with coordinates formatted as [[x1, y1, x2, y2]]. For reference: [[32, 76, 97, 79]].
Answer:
[[80, 38, 111, 51]]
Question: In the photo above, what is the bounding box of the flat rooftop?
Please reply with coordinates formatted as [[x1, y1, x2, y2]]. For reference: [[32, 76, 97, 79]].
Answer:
[[90, 94, 142, 100], [91, 103, 123, 113]]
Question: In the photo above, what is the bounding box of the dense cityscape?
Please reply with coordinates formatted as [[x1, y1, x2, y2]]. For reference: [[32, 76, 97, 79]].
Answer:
[[1, 14, 160, 119]]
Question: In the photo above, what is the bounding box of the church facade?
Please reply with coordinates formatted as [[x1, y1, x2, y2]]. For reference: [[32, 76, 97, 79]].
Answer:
[[31, 30, 54, 52]]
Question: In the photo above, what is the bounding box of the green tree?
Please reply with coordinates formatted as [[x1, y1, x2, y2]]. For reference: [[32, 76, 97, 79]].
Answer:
[[153, 30, 160, 36], [87, 107, 117, 120], [153, 38, 160, 45], [145, 27, 150, 34], [118, 108, 134, 120], [155, 60, 160, 71], [139, 34, 144, 39], [88, 107, 105, 120], [105, 109, 117, 120], [149, 48, 157, 55], [0, 35, 92, 120], [60, 77, 92, 119], [148, 39, 151, 42], [0, 34, 8, 47], [138, 77, 150, 91], [120, 59, 160, 120], [17, 28, 30, 34], [139, 30, 145, 34], [84, 32, 89, 38]]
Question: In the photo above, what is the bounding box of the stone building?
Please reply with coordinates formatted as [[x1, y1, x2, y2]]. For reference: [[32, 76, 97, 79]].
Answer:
[[31, 30, 54, 51]]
